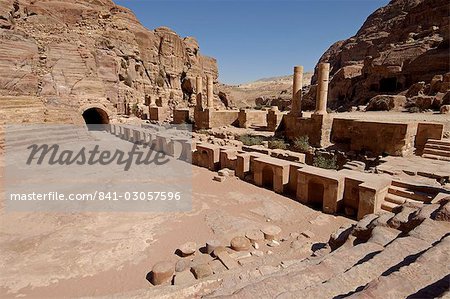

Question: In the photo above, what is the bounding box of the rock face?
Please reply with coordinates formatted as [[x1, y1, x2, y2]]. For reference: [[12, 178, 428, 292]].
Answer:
[[305, 0, 449, 110], [0, 0, 218, 123]]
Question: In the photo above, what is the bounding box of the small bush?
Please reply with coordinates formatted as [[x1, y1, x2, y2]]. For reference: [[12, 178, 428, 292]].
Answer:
[[408, 106, 422, 113], [313, 155, 337, 170], [268, 139, 288, 150], [197, 129, 209, 135], [294, 135, 309, 152], [239, 134, 263, 146], [156, 75, 165, 87], [131, 103, 138, 115]]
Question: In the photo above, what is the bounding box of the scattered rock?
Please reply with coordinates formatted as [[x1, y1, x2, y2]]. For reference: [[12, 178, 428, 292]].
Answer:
[[434, 200, 450, 222], [213, 176, 226, 182], [328, 224, 354, 251], [230, 236, 251, 251], [300, 230, 315, 239], [175, 259, 190, 272], [245, 229, 265, 245], [261, 225, 282, 241], [191, 263, 213, 279], [179, 242, 197, 257], [267, 240, 280, 247], [440, 105, 450, 114], [206, 240, 221, 255], [251, 250, 264, 257], [366, 95, 406, 111]]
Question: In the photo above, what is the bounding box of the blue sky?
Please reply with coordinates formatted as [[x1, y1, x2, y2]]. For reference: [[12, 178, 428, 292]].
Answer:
[[115, 0, 389, 84]]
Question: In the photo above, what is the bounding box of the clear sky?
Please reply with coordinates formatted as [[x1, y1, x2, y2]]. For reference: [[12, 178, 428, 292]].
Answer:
[[115, 0, 389, 84]]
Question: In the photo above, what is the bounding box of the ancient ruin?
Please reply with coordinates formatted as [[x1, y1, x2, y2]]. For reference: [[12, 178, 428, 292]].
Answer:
[[0, 0, 449, 298]]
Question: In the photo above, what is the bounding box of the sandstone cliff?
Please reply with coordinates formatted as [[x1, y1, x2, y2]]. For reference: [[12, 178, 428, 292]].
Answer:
[[0, 0, 218, 123], [305, 0, 449, 110]]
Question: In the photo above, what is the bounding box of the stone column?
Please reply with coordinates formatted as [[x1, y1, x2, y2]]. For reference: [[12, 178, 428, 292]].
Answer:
[[196, 76, 203, 110], [291, 66, 303, 116], [207, 75, 214, 108], [314, 62, 330, 115]]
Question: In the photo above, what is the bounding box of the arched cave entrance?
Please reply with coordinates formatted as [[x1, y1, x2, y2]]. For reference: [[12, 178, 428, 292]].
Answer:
[[82, 107, 109, 130], [262, 165, 274, 190], [308, 180, 325, 209], [379, 77, 398, 92]]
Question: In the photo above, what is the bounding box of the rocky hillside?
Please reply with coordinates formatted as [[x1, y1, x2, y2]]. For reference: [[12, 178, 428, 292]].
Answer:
[[219, 72, 313, 110], [0, 0, 218, 124], [304, 0, 449, 111]]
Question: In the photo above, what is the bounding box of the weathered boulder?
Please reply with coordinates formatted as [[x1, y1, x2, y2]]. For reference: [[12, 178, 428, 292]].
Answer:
[[408, 95, 439, 110], [310, 0, 449, 107], [440, 105, 450, 114], [230, 236, 251, 252], [366, 95, 406, 111], [328, 224, 354, 251], [405, 81, 426, 98]]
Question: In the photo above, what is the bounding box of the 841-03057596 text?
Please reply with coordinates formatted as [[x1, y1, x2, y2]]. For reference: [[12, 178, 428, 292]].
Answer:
[[9, 191, 183, 201]]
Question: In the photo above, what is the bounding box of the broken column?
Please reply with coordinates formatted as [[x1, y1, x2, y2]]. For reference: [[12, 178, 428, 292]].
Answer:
[[151, 261, 174, 285], [291, 65, 303, 116], [196, 76, 203, 110], [314, 62, 330, 115], [207, 75, 214, 108]]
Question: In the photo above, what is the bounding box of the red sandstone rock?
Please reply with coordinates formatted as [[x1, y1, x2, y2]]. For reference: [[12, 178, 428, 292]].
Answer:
[[151, 261, 174, 285], [366, 95, 406, 111], [0, 0, 219, 122], [306, 0, 449, 109]]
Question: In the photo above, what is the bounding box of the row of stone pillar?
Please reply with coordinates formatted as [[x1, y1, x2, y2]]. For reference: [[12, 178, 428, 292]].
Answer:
[[290, 62, 330, 116], [196, 75, 214, 109]]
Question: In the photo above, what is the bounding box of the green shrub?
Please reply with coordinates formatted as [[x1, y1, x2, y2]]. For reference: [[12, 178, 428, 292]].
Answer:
[[131, 103, 138, 115], [197, 129, 209, 135], [239, 134, 263, 146], [408, 106, 421, 113], [294, 135, 309, 152], [268, 139, 288, 149], [313, 155, 337, 170], [156, 75, 165, 87]]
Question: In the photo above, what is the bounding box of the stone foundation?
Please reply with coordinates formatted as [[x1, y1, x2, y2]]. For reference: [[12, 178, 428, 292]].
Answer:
[[331, 119, 417, 156], [149, 106, 170, 122], [173, 108, 190, 124], [238, 109, 268, 128]]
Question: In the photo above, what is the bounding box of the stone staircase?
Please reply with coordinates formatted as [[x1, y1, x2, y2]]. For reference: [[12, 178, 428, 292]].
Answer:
[[0, 96, 47, 125], [133, 201, 450, 299], [422, 139, 450, 162], [381, 180, 441, 212], [0, 125, 92, 156]]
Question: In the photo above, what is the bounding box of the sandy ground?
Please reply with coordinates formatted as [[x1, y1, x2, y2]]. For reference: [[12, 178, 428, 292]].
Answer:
[[0, 131, 352, 298]]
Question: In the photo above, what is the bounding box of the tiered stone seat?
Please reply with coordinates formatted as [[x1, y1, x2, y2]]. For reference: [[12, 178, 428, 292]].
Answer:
[[423, 139, 450, 162], [382, 180, 442, 212], [217, 202, 450, 299]]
